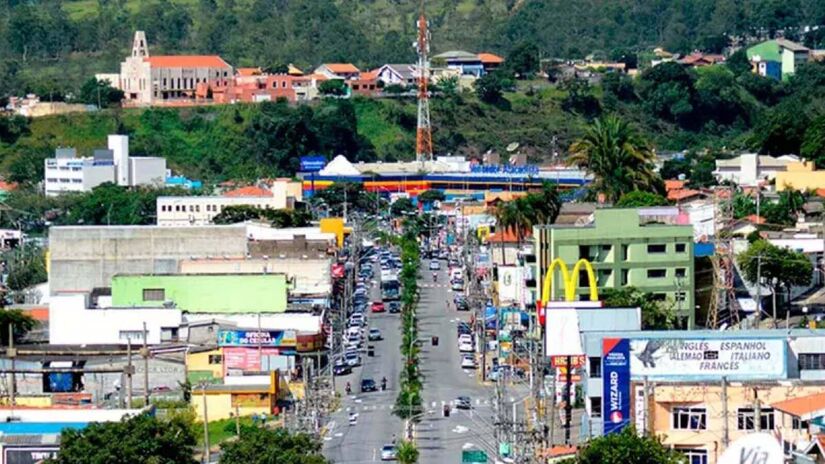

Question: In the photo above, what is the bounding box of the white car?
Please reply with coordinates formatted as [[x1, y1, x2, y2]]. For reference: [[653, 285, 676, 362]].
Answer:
[[459, 341, 474, 353], [380, 444, 397, 461], [461, 354, 476, 369], [429, 260, 441, 271], [458, 334, 473, 345], [344, 351, 361, 367]]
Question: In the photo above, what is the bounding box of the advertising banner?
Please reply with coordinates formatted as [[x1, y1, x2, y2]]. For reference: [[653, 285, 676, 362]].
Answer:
[[3, 446, 59, 464], [628, 339, 786, 381], [602, 338, 631, 435], [223, 347, 284, 371], [299, 155, 327, 172], [218, 330, 297, 348]]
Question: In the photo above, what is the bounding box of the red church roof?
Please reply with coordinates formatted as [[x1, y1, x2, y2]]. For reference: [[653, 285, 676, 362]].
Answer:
[[145, 55, 231, 69]]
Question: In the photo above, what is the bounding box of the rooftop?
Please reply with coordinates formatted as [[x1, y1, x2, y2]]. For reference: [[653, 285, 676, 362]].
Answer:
[[772, 391, 825, 419], [145, 55, 231, 69], [322, 63, 360, 74], [223, 186, 272, 197], [433, 50, 481, 62], [477, 52, 504, 64]]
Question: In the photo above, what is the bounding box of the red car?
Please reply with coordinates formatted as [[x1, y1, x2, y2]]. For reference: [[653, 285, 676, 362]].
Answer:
[[371, 301, 385, 313]]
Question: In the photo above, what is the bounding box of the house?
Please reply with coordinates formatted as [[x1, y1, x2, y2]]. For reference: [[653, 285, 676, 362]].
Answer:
[[775, 161, 825, 192], [678, 52, 725, 67], [747, 38, 810, 81], [713, 153, 799, 186], [118, 31, 232, 104], [376, 64, 419, 87], [477, 52, 504, 73], [432, 50, 485, 77], [313, 63, 361, 80], [347, 69, 380, 97]]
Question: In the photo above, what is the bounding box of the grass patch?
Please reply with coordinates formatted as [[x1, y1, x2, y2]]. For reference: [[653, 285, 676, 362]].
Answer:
[[197, 416, 257, 446]]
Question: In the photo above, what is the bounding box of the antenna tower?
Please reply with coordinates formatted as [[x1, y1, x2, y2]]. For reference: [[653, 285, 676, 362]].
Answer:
[[707, 186, 740, 328], [415, 2, 434, 163]]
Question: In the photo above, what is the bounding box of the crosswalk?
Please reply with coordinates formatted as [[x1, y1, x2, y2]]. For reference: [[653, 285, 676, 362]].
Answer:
[[343, 398, 492, 413], [419, 283, 451, 289]]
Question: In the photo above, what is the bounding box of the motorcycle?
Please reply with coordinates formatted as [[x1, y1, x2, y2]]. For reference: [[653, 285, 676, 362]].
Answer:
[[432, 272, 438, 282], [345, 382, 352, 395], [381, 377, 387, 391], [349, 413, 358, 425]]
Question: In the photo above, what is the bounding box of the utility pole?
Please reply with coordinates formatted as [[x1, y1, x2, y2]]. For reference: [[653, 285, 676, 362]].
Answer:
[[142, 322, 149, 406], [201, 383, 210, 464], [721, 376, 729, 448], [235, 405, 241, 436], [8, 323, 15, 413], [564, 355, 572, 444], [126, 338, 133, 408]]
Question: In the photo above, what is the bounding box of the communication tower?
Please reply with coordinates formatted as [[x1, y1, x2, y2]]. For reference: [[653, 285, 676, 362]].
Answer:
[[415, 3, 434, 163]]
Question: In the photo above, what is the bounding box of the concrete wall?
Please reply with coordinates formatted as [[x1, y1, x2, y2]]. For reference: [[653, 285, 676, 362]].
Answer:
[[179, 257, 331, 294], [129, 157, 166, 186], [111, 274, 288, 313], [49, 294, 182, 345], [157, 196, 289, 227], [48, 225, 248, 294]]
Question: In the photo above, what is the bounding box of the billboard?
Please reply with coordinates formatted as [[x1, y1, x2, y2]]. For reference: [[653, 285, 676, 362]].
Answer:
[[628, 339, 786, 381], [602, 338, 631, 435], [3, 446, 59, 464], [299, 155, 327, 172], [218, 330, 297, 348]]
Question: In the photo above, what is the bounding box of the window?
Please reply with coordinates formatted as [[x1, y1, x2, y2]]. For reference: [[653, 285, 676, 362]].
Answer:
[[678, 449, 708, 464], [647, 269, 666, 278], [647, 244, 667, 254], [672, 407, 706, 430], [589, 397, 602, 418], [621, 245, 629, 261], [601, 244, 612, 251], [675, 292, 686, 302], [119, 330, 143, 341], [676, 243, 687, 253], [578, 245, 591, 260], [792, 416, 809, 430], [651, 293, 667, 301], [588, 357, 601, 378], [142, 288, 165, 301], [799, 353, 825, 370], [675, 268, 687, 278], [208, 354, 222, 365], [578, 269, 591, 288], [621, 269, 629, 285], [737, 408, 774, 430]]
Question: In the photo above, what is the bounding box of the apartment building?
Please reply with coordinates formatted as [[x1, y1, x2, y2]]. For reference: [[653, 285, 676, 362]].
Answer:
[[534, 208, 695, 327]]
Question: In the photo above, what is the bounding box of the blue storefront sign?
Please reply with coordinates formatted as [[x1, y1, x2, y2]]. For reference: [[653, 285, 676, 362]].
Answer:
[[300, 155, 327, 172], [602, 338, 631, 435], [218, 329, 297, 347]]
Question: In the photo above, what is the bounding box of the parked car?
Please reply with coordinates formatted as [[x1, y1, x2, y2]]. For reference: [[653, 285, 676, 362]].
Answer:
[[361, 378, 377, 392], [429, 260, 441, 270], [371, 301, 386, 313], [459, 341, 474, 353], [381, 444, 397, 461], [461, 354, 476, 369], [455, 396, 472, 410], [344, 351, 361, 367], [387, 301, 401, 313]]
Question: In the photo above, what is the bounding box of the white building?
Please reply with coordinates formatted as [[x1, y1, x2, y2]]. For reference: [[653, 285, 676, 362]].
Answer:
[[714, 153, 799, 186], [44, 135, 166, 196], [376, 64, 418, 87], [156, 180, 302, 226], [49, 293, 182, 345]]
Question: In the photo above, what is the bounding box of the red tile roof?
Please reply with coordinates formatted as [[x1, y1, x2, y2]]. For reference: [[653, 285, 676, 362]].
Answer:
[[665, 179, 686, 191], [772, 392, 825, 418], [0, 180, 18, 191], [323, 63, 360, 74], [223, 186, 272, 198], [746, 214, 766, 224], [668, 188, 703, 201], [145, 55, 231, 69], [487, 229, 530, 244], [360, 69, 379, 80], [478, 52, 505, 64], [237, 67, 262, 76]]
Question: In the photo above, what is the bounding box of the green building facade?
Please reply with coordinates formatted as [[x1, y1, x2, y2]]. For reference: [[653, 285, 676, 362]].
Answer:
[[534, 209, 695, 328], [111, 274, 288, 313]]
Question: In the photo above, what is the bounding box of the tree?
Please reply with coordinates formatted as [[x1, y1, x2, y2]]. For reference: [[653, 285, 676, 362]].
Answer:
[[726, 49, 752, 76], [600, 287, 677, 330], [219, 426, 328, 464], [5, 245, 47, 293], [637, 61, 697, 127], [568, 115, 661, 203], [76, 77, 124, 108], [561, 79, 601, 118], [0, 310, 35, 345], [737, 240, 812, 308], [264, 63, 289, 74], [570, 426, 684, 464], [418, 189, 445, 204], [46, 413, 197, 464], [391, 198, 416, 217], [319, 79, 347, 97], [475, 71, 510, 103], [751, 100, 810, 155], [615, 191, 669, 207], [506, 41, 539, 78], [396, 440, 419, 464], [802, 114, 825, 167]]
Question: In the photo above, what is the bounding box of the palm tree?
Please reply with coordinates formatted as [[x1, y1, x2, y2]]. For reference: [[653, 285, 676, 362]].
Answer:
[[493, 201, 515, 265], [396, 440, 420, 464], [569, 115, 661, 203]]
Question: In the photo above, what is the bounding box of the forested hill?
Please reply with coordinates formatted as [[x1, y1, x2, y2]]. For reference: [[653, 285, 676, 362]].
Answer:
[[2, 0, 825, 97]]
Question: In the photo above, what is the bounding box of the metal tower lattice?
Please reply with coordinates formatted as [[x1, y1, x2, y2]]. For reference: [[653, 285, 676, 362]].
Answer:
[[415, 4, 433, 163], [707, 186, 740, 329]]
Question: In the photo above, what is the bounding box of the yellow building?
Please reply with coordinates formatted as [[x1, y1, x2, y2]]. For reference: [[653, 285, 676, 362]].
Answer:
[[775, 160, 824, 191], [191, 372, 280, 421], [186, 347, 224, 384], [641, 381, 825, 464]]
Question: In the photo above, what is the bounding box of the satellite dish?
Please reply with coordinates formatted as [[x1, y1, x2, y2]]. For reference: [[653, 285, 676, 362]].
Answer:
[[506, 142, 520, 152], [718, 433, 782, 464]]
